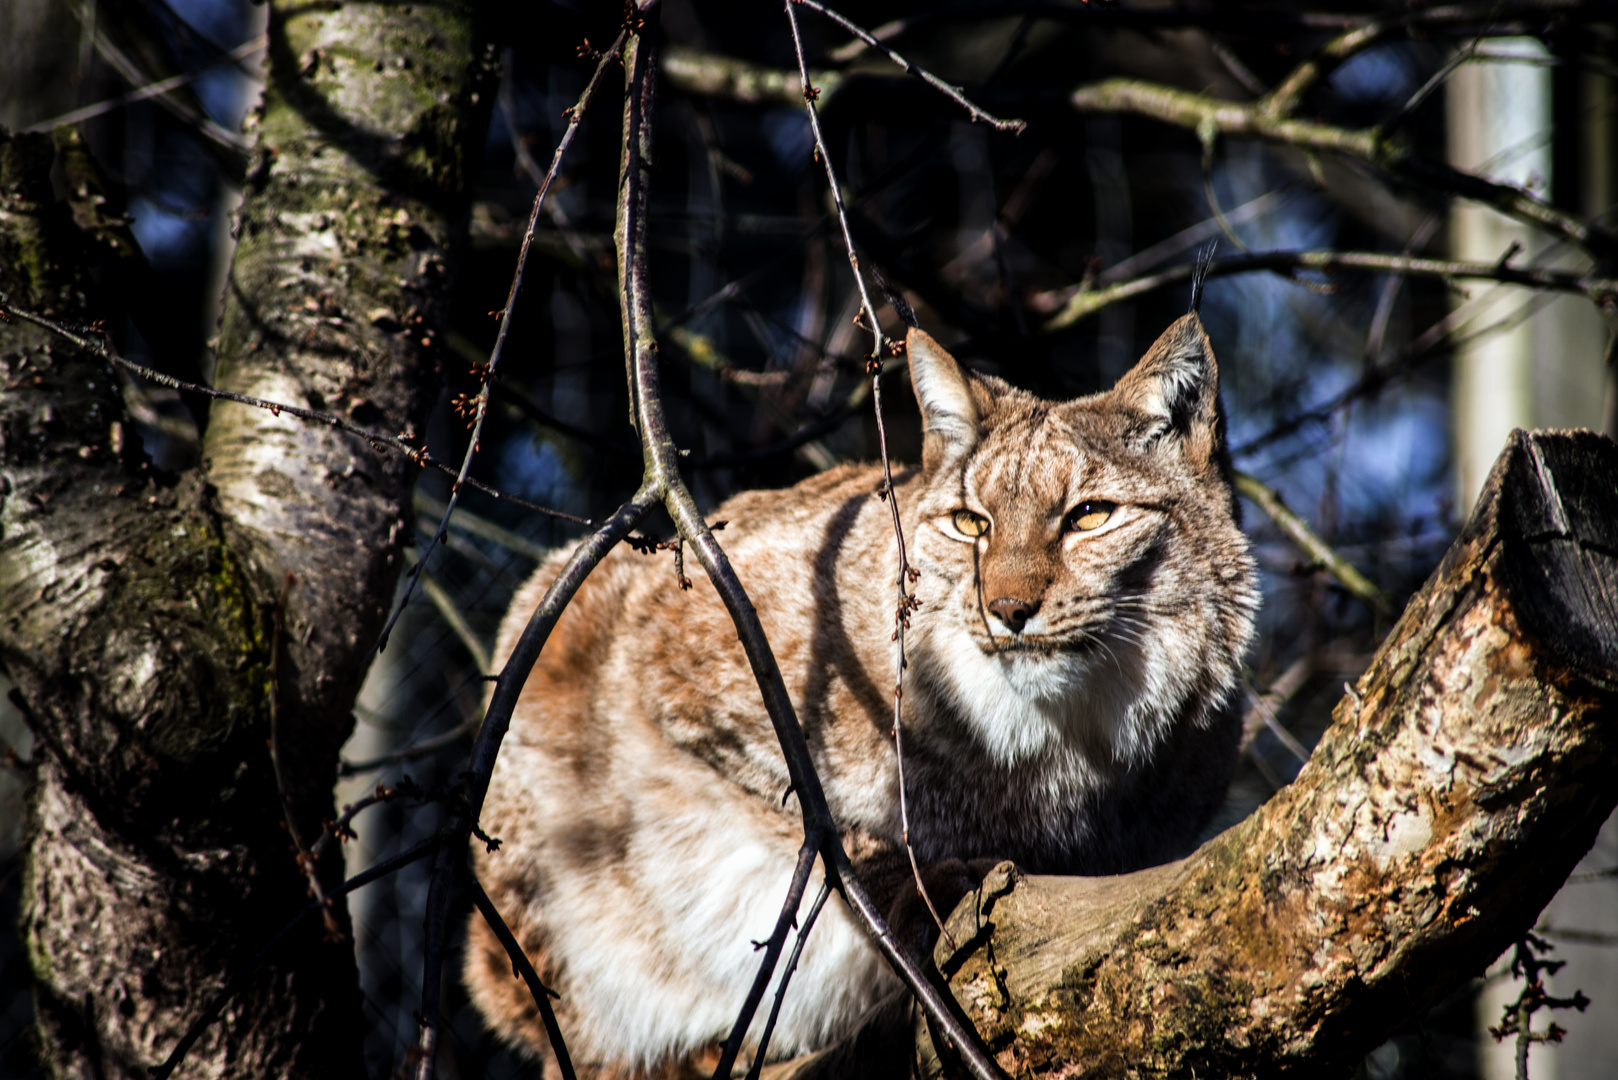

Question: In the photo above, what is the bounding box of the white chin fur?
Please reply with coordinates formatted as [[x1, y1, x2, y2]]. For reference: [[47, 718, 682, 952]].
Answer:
[[915, 620, 1191, 776]]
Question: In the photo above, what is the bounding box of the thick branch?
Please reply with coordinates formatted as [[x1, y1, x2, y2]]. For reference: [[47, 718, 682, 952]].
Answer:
[[1039, 248, 1618, 331], [662, 44, 840, 107], [1068, 79, 1618, 261]]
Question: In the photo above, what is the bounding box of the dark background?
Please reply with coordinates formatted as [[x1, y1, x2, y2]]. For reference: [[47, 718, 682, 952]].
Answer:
[[3, 2, 1616, 1077]]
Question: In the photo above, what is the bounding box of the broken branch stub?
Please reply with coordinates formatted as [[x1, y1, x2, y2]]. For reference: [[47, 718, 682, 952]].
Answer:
[[930, 429, 1618, 1077]]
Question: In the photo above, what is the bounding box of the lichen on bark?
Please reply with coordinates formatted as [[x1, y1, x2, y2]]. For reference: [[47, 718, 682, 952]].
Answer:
[[0, 1, 495, 1074]]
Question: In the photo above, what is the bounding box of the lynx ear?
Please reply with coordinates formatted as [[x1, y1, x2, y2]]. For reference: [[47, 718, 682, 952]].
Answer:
[[1113, 313, 1221, 462], [907, 328, 980, 472]]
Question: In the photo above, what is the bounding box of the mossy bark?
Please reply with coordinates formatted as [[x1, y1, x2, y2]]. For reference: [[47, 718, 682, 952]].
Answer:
[[0, 2, 493, 1076]]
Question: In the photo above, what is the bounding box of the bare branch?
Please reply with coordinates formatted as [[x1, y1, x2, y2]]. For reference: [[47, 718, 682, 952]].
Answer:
[[1233, 471, 1397, 620], [789, 0, 1026, 133], [1240, 656, 1315, 758], [1039, 248, 1618, 331], [309, 778, 447, 861], [412, 491, 657, 1080], [336, 720, 478, 778], [663, 44, 840, 106], [746, 880, 835, 1080], [22, 35, 266, 133], [714, 841, 824, 1080], [1067, 77, 1618, 261], [380, 27, 628, 657], [467, 872, 578, 1080], [0, 299, 589, 523]]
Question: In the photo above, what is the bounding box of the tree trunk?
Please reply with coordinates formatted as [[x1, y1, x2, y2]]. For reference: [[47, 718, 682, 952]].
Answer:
[[0, 3, 490, 1076], [778, 429, 1618, 1079]]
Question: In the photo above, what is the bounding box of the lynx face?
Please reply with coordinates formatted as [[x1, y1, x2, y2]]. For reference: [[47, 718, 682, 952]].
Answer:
[[903, 316, 1256, 780]]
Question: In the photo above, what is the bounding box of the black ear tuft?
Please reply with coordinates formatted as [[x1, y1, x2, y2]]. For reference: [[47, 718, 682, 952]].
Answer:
[[872, 267, 919, 329], [1189, 241, 1217, 315], [1113, 314, 1221, 463]]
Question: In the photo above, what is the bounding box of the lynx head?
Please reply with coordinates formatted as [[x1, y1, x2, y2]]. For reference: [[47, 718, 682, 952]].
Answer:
[[903, 316, 1257, 777]]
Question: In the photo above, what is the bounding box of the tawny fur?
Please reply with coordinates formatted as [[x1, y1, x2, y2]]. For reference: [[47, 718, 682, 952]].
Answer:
[[466, 315, 1258, 1076]]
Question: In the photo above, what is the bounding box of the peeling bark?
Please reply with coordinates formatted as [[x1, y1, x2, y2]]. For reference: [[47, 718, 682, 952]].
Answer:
[[0, 2, 492, 1076]]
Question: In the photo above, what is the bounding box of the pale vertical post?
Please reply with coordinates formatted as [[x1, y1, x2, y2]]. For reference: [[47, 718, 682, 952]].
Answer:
[[1447, 40, 1551, 514]]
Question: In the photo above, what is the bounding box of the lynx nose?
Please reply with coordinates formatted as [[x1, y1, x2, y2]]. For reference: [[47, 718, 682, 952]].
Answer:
[[988, 597, 1039, 634]]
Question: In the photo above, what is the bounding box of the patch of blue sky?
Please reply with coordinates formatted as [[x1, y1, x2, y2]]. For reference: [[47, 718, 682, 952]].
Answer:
[[1327, 45, 1421, 106], [1336, 389, 1450, 522], [160, 0, 261, 127], [128, 195, 213, 268], [763, 108, 812, 177], [498, 434, 572, 508], [163, 0, 250, 50], [191, 66, 257, 130]]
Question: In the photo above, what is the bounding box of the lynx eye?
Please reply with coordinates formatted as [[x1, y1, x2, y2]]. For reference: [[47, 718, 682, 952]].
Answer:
[[1067, 500, 1116, 532], [951, 510, 990, 538]]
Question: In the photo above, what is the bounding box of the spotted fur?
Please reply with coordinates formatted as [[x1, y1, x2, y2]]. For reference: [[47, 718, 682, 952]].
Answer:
[[467, 314, 1257, 1076]]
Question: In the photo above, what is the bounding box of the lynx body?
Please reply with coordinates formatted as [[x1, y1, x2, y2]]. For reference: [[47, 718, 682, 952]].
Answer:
[[467, 315, 1258, 1075]]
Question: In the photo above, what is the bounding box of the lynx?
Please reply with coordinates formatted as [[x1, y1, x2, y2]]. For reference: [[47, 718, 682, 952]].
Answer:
[[466, 312, 1258, 1076]]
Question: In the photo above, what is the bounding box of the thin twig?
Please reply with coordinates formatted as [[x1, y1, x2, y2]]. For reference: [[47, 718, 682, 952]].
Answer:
[[419, 569, 492, 673], [377, 28, 629, 659], [744, 880, 834, 1080], [23, 35, 267, 133], [1378, 34, 1486, 137], [789, 0, 1025, 133], [0, 299, 588, 523], [1487, 934, 1591, 1079], [76, 18, 247, 157], [413, 489, 552, 563], [1240, 656, 1314, 760], [266, 573, 342, 939], [403, 37, 643, 1053], [309, 778, 445, 861], [1365, 215, 1443, 364], [467, 872, 578, 1080], [1198, 131, 1252, 254], [337, 720, 478, 778], [785, 0, 886, 360], [1233, 471, 1396, 620], [713, 841, 823, 1079], [787, 0, 956, 956]]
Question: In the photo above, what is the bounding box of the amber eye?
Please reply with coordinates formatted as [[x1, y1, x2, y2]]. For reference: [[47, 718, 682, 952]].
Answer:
[[1067, 500, 1116, 532], [952, 510, 990, 538]]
